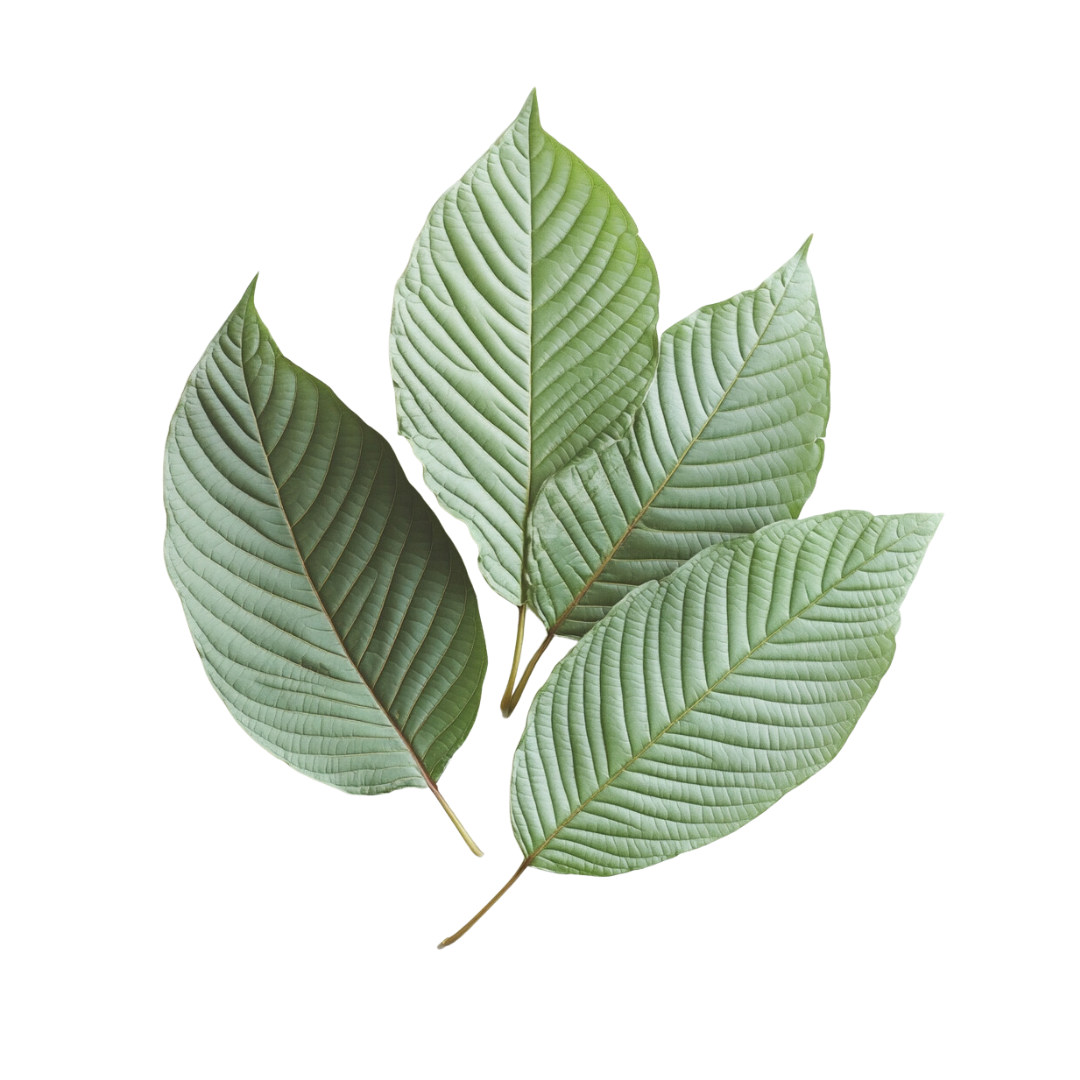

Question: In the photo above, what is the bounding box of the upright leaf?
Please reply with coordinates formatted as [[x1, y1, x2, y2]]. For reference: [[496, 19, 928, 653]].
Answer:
[[390, 90, 659, 607], [527, 240, 829, 641], [440, 511, 938, 943], [165, 281, 487, 853]]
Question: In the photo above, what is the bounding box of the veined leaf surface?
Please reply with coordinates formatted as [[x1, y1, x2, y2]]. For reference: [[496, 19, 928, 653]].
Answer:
[[439, 511, 938, 945], [527, 240, 829, 639], [165, 282, 487, 852], [513, 511, 937, 875], [390, 90, 659, 606]]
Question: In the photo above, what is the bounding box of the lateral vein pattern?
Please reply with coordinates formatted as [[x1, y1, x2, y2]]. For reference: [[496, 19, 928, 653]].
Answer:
[[164, 282, 487, 795], [390, 91, 659, 604], [512, 511, 939, 875], [527, 240, 829, 637]]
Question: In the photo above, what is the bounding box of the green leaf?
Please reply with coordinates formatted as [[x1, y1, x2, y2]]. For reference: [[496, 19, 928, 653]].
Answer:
[[439, 511, 938, 943], [526, 239, 829, 640], [164, 280, 488, 854], [390, 90, 660, 607]]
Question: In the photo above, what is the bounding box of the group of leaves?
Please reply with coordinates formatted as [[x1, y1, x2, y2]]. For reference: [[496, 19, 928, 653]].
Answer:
[[164, 91, 938, 947]]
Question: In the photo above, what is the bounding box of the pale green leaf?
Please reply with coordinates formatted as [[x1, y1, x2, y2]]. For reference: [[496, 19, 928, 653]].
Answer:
[[527, 240, 829, 638], [390, 90, 659, 605], [164, 281, 487, 851], [514, 511, 938, 876]]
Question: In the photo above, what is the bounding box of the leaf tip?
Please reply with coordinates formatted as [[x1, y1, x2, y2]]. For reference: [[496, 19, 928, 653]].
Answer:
[[240, 273, 260, 312], [800, 234, 814, 257], [520, 87, 539, 126]]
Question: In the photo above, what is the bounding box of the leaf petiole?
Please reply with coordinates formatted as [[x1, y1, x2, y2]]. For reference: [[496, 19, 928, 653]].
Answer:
[[504, 631, 554, 716], [427, 781, 484, 857], [437, 859, 530, 948], [499, 605, 527, 715]]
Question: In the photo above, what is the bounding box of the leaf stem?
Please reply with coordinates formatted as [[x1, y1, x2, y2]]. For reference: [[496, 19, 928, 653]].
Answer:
[[437, 858, 530, 948], [426, 781, 484, 857], [505, 631, 555, 716], [499, 605, 527, 716]]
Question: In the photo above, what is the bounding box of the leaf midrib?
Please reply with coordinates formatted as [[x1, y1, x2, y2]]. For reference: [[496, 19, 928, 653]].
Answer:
[[520, 104, 537, 606], [546, 262, 803, 636], [241, 312, 438, 792], [523, 522, 913, 865]]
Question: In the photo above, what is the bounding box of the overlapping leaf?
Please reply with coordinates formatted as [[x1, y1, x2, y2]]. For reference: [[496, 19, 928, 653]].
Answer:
[[526, 240, 830, 639], [390, 90, 659, 605], [511, 511, 938, 877], [164, 281, 487, 851]]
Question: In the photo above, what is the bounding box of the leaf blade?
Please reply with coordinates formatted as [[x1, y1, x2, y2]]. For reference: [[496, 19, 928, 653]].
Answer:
[[164, 282, 487, 816], [390, 91, 660, 604], [526, 240, 829, 637], [511, 511, 939, 875]]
